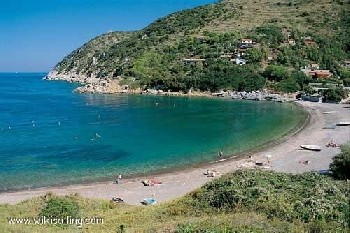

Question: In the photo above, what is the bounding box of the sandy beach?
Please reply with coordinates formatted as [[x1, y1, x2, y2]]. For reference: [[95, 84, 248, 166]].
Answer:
[[0, 101, 349, 205]]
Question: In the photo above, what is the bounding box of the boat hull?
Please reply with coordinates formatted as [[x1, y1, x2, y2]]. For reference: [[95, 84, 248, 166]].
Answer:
[[300, 145, 321, 151]]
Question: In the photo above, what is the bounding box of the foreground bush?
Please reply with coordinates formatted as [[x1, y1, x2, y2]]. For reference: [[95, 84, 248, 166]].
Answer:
[[40, 196, 80, 221], [1, 170, 349, 232], [330, 143, 350, 180], [191, 170, 349, 227]]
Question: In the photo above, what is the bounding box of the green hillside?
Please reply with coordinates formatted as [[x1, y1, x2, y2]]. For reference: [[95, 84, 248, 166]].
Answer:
[[52, 0, 350, 94]]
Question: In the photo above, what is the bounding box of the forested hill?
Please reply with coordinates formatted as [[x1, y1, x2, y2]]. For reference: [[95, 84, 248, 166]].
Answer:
[[52, 0, 350, 94]]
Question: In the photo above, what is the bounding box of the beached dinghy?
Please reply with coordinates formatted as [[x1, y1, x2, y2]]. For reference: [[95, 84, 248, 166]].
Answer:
[[300, 145, 321, 151], [142, 198, 157, 205], [322, 123, 336, 129], [323, 111, 336, 114], [336, 121, 350, 126]]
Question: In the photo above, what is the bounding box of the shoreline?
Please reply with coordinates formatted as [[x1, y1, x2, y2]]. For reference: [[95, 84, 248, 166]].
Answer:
[[0, 101, 349, 205]]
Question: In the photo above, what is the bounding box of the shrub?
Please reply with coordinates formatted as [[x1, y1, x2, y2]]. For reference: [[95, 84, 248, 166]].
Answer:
[[330, 144, 350, 180], [322, 88, 348, 103], [300, 12, 310, 17], [277, 78, 301, 92], [263, 65, 291, 82], [191, 170, 349, 224], [40, 196, 80, 224]]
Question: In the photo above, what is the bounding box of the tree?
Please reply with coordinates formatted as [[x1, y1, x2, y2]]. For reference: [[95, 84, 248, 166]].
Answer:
[[237, 72, 266, 92], [255, 25, 284, 46], [291, 71, 312, 90], [246, 48, 268, 63], [322, 88, 348, 103], [263, 65, 290, 82], [339, 69, 350, 86], [330, 144, 350, 180], [277, 78, 301, 92]]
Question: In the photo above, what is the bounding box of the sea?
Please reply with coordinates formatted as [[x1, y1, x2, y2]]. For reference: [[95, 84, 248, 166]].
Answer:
[[0, 73, 307, 191]]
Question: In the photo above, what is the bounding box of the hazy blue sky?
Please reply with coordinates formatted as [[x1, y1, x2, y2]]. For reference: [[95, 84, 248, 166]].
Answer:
[[0, 0, 216, 72]]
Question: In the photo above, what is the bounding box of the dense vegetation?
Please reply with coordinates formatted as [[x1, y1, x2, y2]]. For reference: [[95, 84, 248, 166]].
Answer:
[[330, 143, 350, 180], [52, 0, 350, 101], [1, 170, 348, 232], [39, 195, 81, 227]]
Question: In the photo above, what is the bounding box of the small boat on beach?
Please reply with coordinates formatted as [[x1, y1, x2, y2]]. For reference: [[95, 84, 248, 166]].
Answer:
[[323, 111, 336, 114], [300, 145, 321, 151], [322, 123, 336, 129], [336, 121, 350, 126], [142, 198, 157, 205]]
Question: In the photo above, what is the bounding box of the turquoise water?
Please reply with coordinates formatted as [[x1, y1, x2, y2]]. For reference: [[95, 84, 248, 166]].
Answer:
[[0, 73, 307, 191]]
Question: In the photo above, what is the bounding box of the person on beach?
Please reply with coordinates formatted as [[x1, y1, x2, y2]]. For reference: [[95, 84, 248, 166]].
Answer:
[[326, 140, 339, 148], [116, 174, 122, 184], [219, 151, 223, 157]]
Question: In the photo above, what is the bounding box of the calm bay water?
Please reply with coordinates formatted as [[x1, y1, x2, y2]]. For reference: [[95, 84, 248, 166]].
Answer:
[[0, 73, 307, 191]]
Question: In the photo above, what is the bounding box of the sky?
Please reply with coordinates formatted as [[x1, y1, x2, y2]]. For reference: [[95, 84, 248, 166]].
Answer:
[[0, 0, 216, 72]]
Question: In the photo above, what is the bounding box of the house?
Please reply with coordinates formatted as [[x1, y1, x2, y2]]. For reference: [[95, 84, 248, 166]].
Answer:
[[289, 39, 295, 44], [284, 39, 296, 45], [241, 39, 253, 44], [344, 60, 350, 68], [220, 53, 234, 59], [301, 68, 313, 76], [304, 38, 316, 46], [240, 44, 254, 49], [315, 70, 333, 79], [92, 57, 98, 65], [233, 58, 247, 65], [301, 69, 332, 79], [235, 48, 248, 57], [308, 63, 320, 70], [182, 58, 206, 65]]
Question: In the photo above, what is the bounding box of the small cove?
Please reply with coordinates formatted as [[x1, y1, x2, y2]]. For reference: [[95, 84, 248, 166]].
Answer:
[[0, 73, 307, 191]]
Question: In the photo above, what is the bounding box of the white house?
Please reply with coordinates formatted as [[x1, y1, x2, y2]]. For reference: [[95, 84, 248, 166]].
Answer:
[[241, 39, 253, 44], [234, 58, 246, 65], [344, 60, 350, 68]]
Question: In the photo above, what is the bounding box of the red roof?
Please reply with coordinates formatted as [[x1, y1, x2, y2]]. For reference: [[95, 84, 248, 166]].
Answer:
[[315, 70, 332, 78]]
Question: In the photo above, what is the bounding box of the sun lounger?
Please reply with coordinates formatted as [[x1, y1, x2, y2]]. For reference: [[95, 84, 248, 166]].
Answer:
[[149, 178, 162, 185], [142, 178, 162, 186]]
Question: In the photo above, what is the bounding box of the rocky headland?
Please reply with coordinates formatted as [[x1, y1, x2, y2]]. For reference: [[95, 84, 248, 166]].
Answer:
[[44, 70, 140, 94], [45, 70, 298, 102]]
